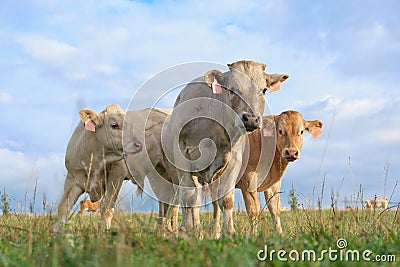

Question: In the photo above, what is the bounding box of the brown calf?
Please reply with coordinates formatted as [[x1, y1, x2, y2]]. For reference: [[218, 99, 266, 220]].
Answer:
[[79, 199, 101, 214], [212, 110, 322, 236]]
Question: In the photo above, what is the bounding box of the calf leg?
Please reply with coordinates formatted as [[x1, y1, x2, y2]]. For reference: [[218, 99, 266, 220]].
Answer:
[[212, 200, 221, 239], [101, 172, 124, 230], [241, 188, 261, 235], [192, 206, 201, 229], [149, 172, 180, 233], [191, 175, 202, 229], [208, 180, 222, 238], [158, 202, 179, 233], [79, 201, 87, 214], [179, 173, 201, 232], [218, 189, 235, 235], [158, 202, 168, 232], [170, 204, 179, 232], [55, 173, 84, 231], [264, 181, 282, 234], [180, 207, 193, 232], [214, 142, 246, 235]]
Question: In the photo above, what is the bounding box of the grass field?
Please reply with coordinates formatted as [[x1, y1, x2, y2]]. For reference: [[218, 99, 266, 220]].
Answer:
[[0, 205, 399, 267]]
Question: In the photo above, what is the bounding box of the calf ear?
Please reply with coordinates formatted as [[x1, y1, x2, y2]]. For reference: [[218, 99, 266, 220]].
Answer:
[[304, 119, 323, 139], [104, 104, 124, 114], [204, 70, 225, 94], [266, 74, 289, 93], [79, 109, 102, 132]]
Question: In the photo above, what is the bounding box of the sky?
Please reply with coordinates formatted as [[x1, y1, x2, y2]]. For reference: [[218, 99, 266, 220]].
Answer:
[[0, 0, 399, 213]]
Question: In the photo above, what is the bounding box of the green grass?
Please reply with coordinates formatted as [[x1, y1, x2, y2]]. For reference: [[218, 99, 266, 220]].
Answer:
[[0, 207, 399, 266]]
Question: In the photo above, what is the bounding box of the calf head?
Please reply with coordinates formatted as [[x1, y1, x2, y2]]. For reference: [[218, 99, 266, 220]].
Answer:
[[79, 104, 142, 155], [227, 60, 289, 94], [273, 110, 323, 162], [204, 60, 268, 132], [205, 60, 289, 132]]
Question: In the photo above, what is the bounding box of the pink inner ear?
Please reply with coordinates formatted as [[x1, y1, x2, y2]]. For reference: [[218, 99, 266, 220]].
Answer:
[[84, 120, 96, 132], [212, 78, 223, 95], [310, 127, 322, 139], [269, 81, 281, 93]]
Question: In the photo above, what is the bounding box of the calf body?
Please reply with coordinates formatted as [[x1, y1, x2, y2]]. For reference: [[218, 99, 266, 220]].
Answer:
[[56, 104, 143, 230], [165, 60, 288, 234], [112, 108, 180, 232], [79, 200, 100, 214], [211, 111, 323, 236], [365, 197, 389, 210]]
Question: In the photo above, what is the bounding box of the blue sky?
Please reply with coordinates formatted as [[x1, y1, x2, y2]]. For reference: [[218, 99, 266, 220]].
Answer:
[[0, 0, 399, 213]]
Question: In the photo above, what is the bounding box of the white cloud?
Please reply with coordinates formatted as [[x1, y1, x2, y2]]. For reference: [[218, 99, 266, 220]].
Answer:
[[1, 0, 399, 211], [0, 139, 22, 150], [296, 96, 388, 120], [328, 97, 387, 119], [354, 22, 393, 52], [0, 92, 13, 103], [15, 34, 77, 65], [0, 149, 32, 181], [368, 109, 400, 145], [372, 129, 400, 145], [0, 148, 65, 210], [92, 64, 119, 75]]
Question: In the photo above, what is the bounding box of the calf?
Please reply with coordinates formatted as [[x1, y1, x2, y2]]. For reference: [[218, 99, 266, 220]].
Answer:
[[79, 199, 100, 214], [211, 110, 323, 236], [365, 197, 389, 210], [165, 60, 289, 234], [105, 108, 180, 232], [55, 104, 143, 230]]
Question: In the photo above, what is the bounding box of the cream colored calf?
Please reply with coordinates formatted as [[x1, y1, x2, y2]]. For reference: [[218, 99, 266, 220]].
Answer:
[[365, 197, 389, 210]]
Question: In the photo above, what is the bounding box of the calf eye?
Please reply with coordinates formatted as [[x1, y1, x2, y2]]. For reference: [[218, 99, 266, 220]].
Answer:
[[262, 88, 268, 95], [300, 130, 304, 135], [111, 122, 120, 129], [279, 129, 283, 135]]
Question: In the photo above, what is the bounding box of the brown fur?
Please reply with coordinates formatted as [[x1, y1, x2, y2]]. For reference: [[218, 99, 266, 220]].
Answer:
[[79, 199, 100, 214], [223, 196, 235, 210], [211, 110, 323, 236]]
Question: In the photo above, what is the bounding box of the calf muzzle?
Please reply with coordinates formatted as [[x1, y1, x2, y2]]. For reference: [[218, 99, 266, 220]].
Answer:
[[124, 140, 143, 154], [241, 112, 261, 132], [283, 148, 300, 162]]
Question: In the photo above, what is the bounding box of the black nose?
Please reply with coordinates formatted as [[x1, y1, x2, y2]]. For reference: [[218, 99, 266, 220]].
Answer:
[[241, 112, 260, 132], [242, 113, 249, 122]]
